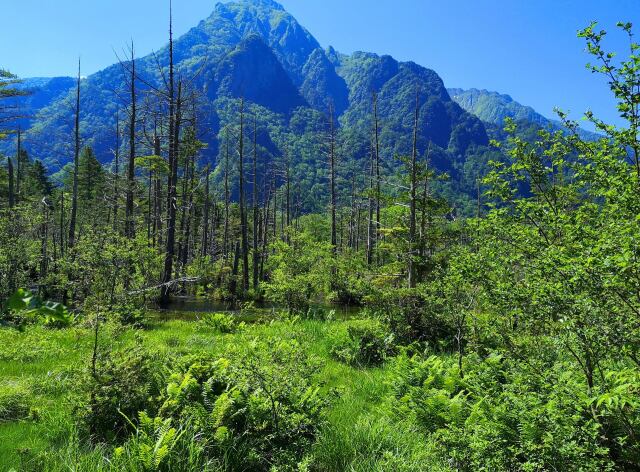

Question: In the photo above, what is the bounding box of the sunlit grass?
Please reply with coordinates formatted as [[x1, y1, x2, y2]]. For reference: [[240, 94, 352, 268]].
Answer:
[[0, 315, 427, 470]]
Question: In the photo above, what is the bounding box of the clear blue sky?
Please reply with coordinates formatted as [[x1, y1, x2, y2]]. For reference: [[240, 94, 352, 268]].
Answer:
[[1, 0, 639, 128]]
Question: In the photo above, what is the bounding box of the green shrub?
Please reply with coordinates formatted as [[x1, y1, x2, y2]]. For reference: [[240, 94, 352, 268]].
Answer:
[[77, 344, 166, 444], [113, 305, 147, 329], [158, 339, 330, 470], [113, 412, 183, 472], [1, 289, 72, 329], [371, 288, 456, 348], [327, 254, 373, 307], [199, 313, 243, 334], [263, 232, 333, 314], [0, 381, 31, 422], [390, 352, 614, 471], [331, 321, 395, 367], [299, 307, 336, 321]]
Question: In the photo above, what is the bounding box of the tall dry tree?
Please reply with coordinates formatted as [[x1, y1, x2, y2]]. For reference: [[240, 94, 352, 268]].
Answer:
[[177, 120, 198, 274], [238, 98, 250, 293], [161, 1, 178, 303], [282, 149, 292, 232], [408, 88, 420, 288], [419, 142, 432, 261], [7, 157, 14, 209], [252, 114, 259, 290], [112, 111, 121, 231], [125, 42, 137, 239], [68, 58, 81, 250], [153, 129, 163, 248], [14, 129, 21, 203], [260, 166, 272, 282], [373, 92, 381, 259], [366, 138, 375, 264], [59, 191, 65, 257], [201, 163, 211, 257], [328, 102, 337, 254], [222, 130, 230, 259]]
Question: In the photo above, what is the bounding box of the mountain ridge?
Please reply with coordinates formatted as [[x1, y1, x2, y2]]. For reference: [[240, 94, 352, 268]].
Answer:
[[448, 87, 601, 141], [2, 0, 500, 212]]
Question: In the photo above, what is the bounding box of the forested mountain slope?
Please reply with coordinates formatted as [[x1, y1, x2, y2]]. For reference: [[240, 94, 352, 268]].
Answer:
[[3, 0, 491, 211], [448, 87, 601, 141]]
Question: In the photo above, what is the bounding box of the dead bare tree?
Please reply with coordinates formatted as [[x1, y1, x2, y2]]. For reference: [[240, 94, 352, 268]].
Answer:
[[68, 58, 81, 250], [408, 88, 420, 289], [125, 42, 137, 239], [328, 102, 337, 255], [238, 98, 250, 293]]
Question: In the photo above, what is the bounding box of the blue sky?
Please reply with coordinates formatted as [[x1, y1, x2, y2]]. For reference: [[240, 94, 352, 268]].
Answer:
[[1, 0, 638, 128]]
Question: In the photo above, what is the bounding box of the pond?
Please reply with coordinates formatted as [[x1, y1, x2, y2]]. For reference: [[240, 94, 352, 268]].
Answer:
[[152, 296, 364, 322]]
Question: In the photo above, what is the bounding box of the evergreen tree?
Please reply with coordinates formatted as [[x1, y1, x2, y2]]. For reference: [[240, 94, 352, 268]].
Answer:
[[25, 160, 52, 198], [78, 147, 105, 205]]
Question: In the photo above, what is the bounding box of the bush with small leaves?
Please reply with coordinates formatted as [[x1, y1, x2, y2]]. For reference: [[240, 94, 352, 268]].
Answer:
[[1, 289, 71, 329], [331, 321, 395, 367], [370, 288, 456, 348], [390, 352, 615, 471], [199, 312, 243, 334], [113, 304, 147, 329], [157, 339, 330, 470], [76, 343, 166, 444], [113, 412, 183, 472], [0, 381, 31, 422]]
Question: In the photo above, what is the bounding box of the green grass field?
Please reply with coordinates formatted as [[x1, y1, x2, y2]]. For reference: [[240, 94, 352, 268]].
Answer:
[[0, 316, 436, 471]]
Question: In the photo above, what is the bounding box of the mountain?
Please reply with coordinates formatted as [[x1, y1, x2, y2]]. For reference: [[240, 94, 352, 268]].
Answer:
[[448, 87, 600, 141], [3, 0, 494, 213], [212, 33, 307, 114], [9, 77, 75, 133]]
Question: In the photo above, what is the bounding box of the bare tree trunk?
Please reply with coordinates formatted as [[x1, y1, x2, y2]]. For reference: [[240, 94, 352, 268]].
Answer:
[[202, 164, 210, 257], [373, 92, 381, 261], [59, 191, 65, 258], [356, 200, 362, 252], [223, 131, 230, 260], [259, 172, 271, 280], [212, 199, 219, 258], [252, 115, 259, 290], [153, 133, 162, 248], [285, 152, 291, 230], [161, 3, 177, 304], [7, 157, 14, 209], [349, 171, 357, 249], [176, 139, 190, 279], [15, 129, 21, 203], [113, 112, 120, 232], [125, 43, 136, 239], [182, 144, 195, 268], [168, 82, 182, 272], [209, 199, 218, 258], [40, 200, 50, 284], [366, 140, 374, 264], [419, 143, 432, 261], [408, 89, 420, 289], [272, 175, 278, 239], [147, 169, 152, 242], [328, 104, 337, 255], [230, 240, 241, 297], [68, 59, 81, 250], [238, 99, 250, 293], [260, 169, 270, 282], [280, 186, 285, 238]]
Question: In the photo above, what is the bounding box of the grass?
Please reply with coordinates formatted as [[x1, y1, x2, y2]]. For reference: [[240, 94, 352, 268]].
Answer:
[[0, 314, 433, 471]]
